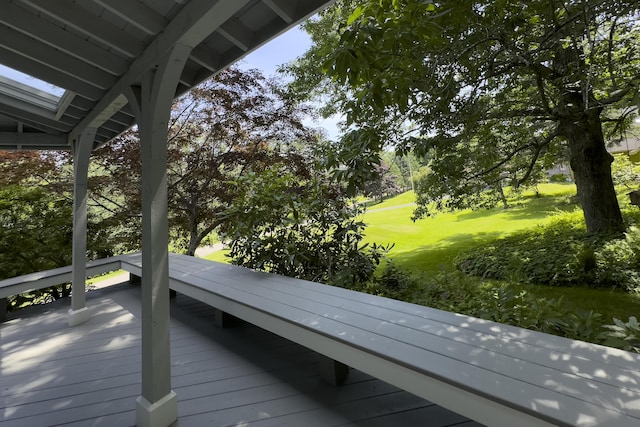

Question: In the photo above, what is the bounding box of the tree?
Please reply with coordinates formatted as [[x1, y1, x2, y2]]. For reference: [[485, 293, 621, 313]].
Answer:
[[218, 166, 389, 287], [381, 150, 427, 192], [287, 0, 640, 234], [0, 151, 108, 310], [0, 185, 72, 280], [361, 160, 401, 202], [93, 67, 316, 255]]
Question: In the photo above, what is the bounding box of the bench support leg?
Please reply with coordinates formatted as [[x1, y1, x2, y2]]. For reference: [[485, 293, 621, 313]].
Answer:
[[318, 354, 350, 385], [68, 307, 91, 327], [214, 308, 240, 328], [0, 298, 7, 322]]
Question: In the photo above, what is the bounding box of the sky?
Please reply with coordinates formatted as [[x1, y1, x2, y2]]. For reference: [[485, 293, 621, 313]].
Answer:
[[239, 26, 342, 139], [0, 24, 342, 138], [239, 25, 309, 76]]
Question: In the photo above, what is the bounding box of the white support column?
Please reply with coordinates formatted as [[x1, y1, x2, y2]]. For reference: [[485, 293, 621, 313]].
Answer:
[[125, 43, 191, 427], [68, 127, 96, 327]]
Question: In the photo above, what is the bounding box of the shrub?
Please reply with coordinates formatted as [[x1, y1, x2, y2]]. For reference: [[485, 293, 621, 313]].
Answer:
[[414, 270, 492, 315], [549, 173, 569, 183], [377, 261, 412, 293], [455, 210, 640, 291], [220, 169, 390, 287], [599, 316, 640, 353]]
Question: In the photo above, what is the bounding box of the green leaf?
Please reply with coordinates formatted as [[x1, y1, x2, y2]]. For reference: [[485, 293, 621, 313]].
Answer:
[[347, 6, 364, 26]]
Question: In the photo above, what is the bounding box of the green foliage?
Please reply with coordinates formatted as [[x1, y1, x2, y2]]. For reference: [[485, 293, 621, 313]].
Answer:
[[0, 185, 73, 310], [611, 153, 640, 189], [290, 0, 640, 234], [600, 316, 640, 353], [479, 287, 568, 335], [455, 211, 640, 290], [358, 261, 415, 301], [362, 267, 610, 345], [412, 270, 488, 315], [0, 185, 72, 273], [560, 310, 605, 343], [219, 168, 390, 287], [0, 151, 112, 311], [549, 173, 569, 183], [476, 287, 609, 343]]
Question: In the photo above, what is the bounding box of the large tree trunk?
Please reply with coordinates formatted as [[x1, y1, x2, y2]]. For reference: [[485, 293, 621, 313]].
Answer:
[[187, 230, 199, 256], [561, 108, 624, 235]]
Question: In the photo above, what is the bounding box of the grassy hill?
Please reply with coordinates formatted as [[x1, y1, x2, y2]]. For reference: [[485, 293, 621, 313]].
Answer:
[[204, 183, 640, 323], [362, 183, 580, 273], [361, 184, 640, 323]]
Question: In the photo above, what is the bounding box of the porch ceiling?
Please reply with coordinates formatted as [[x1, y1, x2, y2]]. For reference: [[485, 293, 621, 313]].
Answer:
[[0, 0, 332, 151]]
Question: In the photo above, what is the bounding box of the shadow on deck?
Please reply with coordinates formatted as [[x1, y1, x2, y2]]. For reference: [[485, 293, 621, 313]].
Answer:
[[0, 280, 479, 427]]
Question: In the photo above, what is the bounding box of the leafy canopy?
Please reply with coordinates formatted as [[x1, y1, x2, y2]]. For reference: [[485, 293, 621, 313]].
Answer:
[[93, 67, 316, 255], [219, 166, 389, 287], [288, 0, 640, 232]]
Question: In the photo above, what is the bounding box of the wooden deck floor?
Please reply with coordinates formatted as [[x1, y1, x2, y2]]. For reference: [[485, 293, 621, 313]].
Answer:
[[1, 280, 482, 427]]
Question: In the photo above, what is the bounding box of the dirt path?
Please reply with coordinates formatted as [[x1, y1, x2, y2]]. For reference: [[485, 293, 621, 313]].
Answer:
[[90, 243, 226, 290], [194, 242, 225, 257], [366, 202, 416, 213]]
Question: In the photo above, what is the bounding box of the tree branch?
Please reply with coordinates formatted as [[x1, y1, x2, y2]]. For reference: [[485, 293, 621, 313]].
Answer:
[[515, 141, 545, 188], [608, 17, 619, 90], [470, 128, 559, 182]]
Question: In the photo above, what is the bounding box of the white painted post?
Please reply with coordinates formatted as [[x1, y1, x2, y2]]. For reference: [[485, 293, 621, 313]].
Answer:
[[125, 43, 191, 427], [68, 127, 96, 327]]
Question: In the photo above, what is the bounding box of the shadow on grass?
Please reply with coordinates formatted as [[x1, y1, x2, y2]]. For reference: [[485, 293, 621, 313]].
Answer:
[[395, 196, 580, 274], [454, 198, 579, 223], [391, 231, 503, 274]]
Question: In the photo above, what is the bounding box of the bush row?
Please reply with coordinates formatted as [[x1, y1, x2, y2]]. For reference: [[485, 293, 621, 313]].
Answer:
[[359, 263, 640, 353], [453, 210, 640, 291]]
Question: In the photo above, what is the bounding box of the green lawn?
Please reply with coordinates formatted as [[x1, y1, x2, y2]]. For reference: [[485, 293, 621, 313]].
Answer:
[[204, 248, 228, 262], [201, 182, 640, 323], [361, 184, 640, 323], [362, 183, 579, 274]]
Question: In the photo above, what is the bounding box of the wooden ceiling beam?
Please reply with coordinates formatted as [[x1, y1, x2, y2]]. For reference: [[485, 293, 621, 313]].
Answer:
[[263, 0, 297, 24], [92, 0, 167, 36], [0, 2, 128, 75], [218, 20, 254, 52], [0, 48, 105, 101], [20, 0, 146, 58], [72, 0, 252, 135], [0, 25, 117, 90]]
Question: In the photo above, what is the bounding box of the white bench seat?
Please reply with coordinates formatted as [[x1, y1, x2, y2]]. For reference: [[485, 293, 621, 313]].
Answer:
[[0, 257, 122, 300], [0, 257, 124, 322], [3, 252, 639, 426], [128, 254, 640, 427]]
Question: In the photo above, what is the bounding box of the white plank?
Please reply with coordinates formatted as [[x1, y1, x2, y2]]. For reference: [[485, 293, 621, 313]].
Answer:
[[174, 258, 640, 393], [0, 1, 128, 75], [161, 254, 640, 426], [170, 255, 640, 371], [2, 282, 472, 427], [93, 0, 167, 35]]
